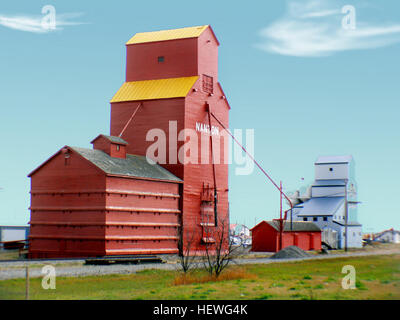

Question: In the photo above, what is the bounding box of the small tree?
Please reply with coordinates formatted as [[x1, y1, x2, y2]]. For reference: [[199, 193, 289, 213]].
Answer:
[[177, 225, 198, 273], [202, 217, 240, 278]]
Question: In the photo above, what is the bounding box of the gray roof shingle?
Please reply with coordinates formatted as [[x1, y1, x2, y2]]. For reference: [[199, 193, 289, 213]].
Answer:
[[91, 134, 128, 145], [266, 221, 321, 232], [70, 146, 182, 182]]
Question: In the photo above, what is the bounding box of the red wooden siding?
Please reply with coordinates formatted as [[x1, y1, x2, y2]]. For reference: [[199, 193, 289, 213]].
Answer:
[[126, 38, 198, 81], [29, 150, 107, 258], [104, 176, 180, 255]]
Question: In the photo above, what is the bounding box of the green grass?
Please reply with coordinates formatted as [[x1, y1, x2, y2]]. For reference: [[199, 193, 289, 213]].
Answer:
[[0, 254, 399, 300]]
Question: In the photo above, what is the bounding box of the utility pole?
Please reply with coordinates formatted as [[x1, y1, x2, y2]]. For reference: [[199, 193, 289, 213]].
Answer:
[[279, 181, 283, 251], [344, 180, 348, 252], [280, 181, 282, 221], [25, 266, 29, 300]]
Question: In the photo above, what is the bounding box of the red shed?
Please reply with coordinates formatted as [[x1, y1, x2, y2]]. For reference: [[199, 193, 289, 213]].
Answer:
[[251, 221, 321, 253], [28, 135, 182, 258], [28, 25, 230, 257]]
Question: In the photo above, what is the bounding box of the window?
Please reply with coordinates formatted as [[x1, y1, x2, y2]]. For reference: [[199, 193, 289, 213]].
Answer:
[[329, 168, 333, 171], [323, 217, 328, 222], [116, 145, 120, 151], [158, 56, 164, 63], [202, 74, 213, 94], [303, 217, 308, 221], [313, 217, 318, 222]]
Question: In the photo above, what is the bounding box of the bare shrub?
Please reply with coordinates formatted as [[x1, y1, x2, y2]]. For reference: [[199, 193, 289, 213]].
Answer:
[[177, 225, 198, 273], [201, 217, 241, 278]]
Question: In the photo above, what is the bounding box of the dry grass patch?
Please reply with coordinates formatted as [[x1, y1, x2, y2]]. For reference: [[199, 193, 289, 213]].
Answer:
[[173, 267, 256, 286]]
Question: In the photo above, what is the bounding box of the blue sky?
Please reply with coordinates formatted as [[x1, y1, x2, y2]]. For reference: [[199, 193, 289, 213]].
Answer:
[[0, 0, 399, 233]]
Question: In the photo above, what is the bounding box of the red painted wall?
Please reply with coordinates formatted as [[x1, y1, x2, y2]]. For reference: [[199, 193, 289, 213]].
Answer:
[[181, 83, 229, 249], [29, 149, 107, 258], [111, 98, 186, 180], [251, 222, 278, 252], [197, 27, 219, 82], [126, 38, 198, 81], [104, 176, 180, 255]]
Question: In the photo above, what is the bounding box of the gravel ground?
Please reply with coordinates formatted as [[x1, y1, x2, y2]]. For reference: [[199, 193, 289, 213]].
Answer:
[[0, 262, 177, 280], [235, 248, 400, 265], [0, 245, 399, 280]]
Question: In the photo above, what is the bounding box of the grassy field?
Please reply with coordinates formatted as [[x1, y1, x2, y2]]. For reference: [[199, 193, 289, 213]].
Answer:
[[0, 254, 399, 300]]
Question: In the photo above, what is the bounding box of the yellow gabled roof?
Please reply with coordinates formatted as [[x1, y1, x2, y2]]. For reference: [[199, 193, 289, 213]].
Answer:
[[110, 76, 198, 103], [126, 25, 208, 45]]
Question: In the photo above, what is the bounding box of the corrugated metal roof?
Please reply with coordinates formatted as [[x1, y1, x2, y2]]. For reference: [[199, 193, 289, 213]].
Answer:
[[297, 197, 344, 216], [266, 221, 321, 232], [315, 155, 352, 164], [313, 179, 347, 186], [110, 76, 198, 103], [333, 221, 362, 227], [126, 25, 208, 45], [71, 147, 182, 182]]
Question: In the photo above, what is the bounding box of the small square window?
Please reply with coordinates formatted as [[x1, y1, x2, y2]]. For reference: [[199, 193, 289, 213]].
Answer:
[[303, 217, 308, 221], [313, 217, 318, 222], [323, 217, 328, 221], [158, 56, 165, 63], [329, 168, 333, 172]]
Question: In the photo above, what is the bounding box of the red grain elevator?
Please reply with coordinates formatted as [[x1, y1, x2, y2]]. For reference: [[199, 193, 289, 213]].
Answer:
[[28, 25, 230, 258], [110, 25, 230, 252]]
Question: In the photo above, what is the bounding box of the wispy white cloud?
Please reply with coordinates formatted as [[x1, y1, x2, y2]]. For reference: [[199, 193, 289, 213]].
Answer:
[[0, 12, 87, 33], [257, 0, 400, 57]]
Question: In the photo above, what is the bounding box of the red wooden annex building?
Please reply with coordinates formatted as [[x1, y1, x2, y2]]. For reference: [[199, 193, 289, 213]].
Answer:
[[28, 25, 230, 258], [251, 221, 322, 253]]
